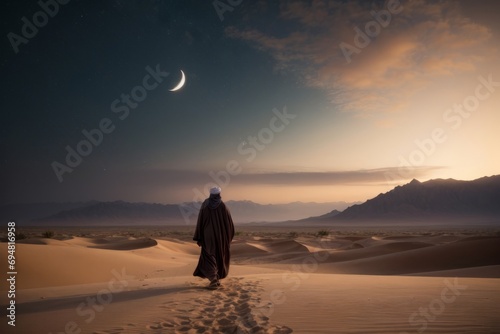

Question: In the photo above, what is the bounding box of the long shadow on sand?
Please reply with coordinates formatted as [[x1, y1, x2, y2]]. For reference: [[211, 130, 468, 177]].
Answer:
[[13, 285, 198, 314]]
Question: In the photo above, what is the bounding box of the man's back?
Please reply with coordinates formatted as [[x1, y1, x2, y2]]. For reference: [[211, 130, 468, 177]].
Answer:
[[193, 187, 235, 287]]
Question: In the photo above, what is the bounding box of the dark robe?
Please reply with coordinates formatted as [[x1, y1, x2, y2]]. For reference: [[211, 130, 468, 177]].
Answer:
[[193, 195, 235, 281]]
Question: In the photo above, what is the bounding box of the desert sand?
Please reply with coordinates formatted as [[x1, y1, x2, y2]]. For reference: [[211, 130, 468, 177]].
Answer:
[[1, 226, 499, 333]]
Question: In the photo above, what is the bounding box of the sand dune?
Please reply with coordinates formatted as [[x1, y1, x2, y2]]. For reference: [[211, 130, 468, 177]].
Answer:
[[88, 238, 158, 250], [1, 228, 499, 333], [247, 239, 310, 254], [320, 237, 500, 275], [1, 237, 199, 290], [232, 241, 271, 257]]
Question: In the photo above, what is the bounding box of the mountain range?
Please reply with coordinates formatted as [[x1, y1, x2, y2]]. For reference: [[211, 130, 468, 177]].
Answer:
[[1, 200, 355, 226], [3, 175, 499, 226], [292, 175, 500, 225]]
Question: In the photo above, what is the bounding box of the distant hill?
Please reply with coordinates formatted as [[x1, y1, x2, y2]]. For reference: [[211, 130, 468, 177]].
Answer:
[[266, 175, 500, 226], [0, 201, 98, 225], [34, 201, 185, 226], [330, 175, 500, 224], [225, 201, 352, 222], [13, 200, 357, 226]]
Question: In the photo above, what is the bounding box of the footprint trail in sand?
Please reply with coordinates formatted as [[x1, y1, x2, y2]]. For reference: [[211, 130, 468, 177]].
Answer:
[[148, 277, 293, 334]]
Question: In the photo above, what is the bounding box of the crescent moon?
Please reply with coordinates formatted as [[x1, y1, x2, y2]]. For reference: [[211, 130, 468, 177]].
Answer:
[[169, 70, 186, 92]]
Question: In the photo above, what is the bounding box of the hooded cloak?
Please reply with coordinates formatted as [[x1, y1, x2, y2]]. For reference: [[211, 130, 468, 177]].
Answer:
[[193, 194, 235, 281]]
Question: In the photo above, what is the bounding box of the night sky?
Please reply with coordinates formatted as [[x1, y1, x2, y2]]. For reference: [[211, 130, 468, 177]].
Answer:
[[1, 0, 499, 205]]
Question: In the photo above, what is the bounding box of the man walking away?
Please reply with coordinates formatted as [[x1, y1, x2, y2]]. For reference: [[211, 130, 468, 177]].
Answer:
[[193, 186, 235, 289]]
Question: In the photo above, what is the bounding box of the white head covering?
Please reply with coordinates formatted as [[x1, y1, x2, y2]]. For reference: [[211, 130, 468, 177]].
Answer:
[[209, 186, 221, 195]]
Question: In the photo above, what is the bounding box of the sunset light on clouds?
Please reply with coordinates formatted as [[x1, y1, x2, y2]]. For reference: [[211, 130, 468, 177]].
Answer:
[[2, 0, 499, 205], [219, 0, 500, 203]]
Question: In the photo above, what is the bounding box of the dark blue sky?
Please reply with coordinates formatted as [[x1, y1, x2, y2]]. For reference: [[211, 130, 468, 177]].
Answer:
[[2, 0, 499, 204]]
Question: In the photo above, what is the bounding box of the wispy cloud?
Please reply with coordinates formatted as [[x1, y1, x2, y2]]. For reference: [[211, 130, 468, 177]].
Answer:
[[226, 0, 496, 119], [136, 166, 443, 187], [229, 166, 443, 186]]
